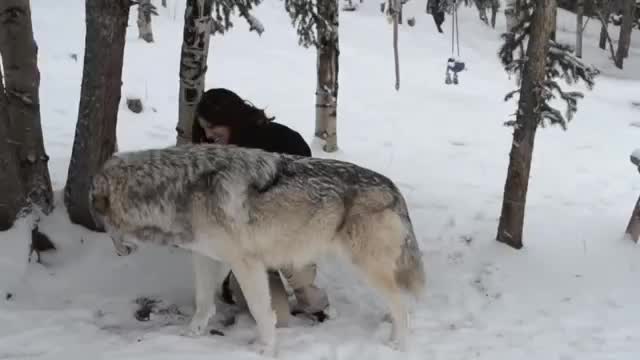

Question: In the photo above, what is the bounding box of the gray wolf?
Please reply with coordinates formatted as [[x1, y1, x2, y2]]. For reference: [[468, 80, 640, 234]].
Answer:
[[192, 87, 330, 324], [89, 143, 426, 355]]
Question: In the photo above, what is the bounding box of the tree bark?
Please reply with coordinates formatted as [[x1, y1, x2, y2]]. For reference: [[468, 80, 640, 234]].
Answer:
[[550, 3, 557, 41], [497, 0, 556, 250], [64, 0, 130, 231], [315, 0, 339, 152], [596, 7, 617, 60], [491, 0, 499, 28], [137, 0, 154, 43], [577, 0, 584, 57], [615, 0, 634, 68], [599, 0, 611, 49], [0, 0, 53, 216], [175, 0, 213, 145], [505, 0, 518, 32], [625, 192, 640, 242], [393, 0, 400, 90], [0, 66, 25, 231]]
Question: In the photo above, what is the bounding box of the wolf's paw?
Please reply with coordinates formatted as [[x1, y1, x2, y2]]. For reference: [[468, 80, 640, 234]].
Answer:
[[181, 321, 208, 337], [114, 240, 137, 256], [248, 339, 276, 357], [386, 338, 406, 352]]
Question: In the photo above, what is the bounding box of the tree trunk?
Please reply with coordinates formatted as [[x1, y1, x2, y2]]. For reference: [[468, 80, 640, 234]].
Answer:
[[315, 0, 339, 152], [475, 0, 489, 24], [175, 0, 213, 145], [497, 0, 555, 250], [550, 4, 557, 41], [596, 7, 618, 60], [625, 192, 640, 242], [505, 0, 518, 32], [615, 0, 634, 68], [64, 0, 130, 231], [0, 0, 53, 216], [0, 66, 26, 231], [393, 0, 400, 90], [137, 0, 154, 43], [577, 0, 584, 57], [491, 0, 499, 28], [599, 0, 610, 49]]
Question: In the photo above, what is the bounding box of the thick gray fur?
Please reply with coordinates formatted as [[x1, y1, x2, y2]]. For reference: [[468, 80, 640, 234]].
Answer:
[[90, 143, 426, 355]]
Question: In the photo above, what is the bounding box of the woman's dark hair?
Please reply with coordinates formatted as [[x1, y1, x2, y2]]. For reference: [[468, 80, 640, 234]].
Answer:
[[192, 88, 274, 143]]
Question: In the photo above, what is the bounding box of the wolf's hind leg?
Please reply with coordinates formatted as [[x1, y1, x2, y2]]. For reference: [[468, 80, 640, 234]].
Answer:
[[355, 259, 408, 351], [230, 257, 277, 356], [184, 253, 226, 336]]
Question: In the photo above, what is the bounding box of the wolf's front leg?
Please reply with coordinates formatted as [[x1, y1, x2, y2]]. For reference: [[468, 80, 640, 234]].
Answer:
[[184, 253, 226, 336], [231, 257, 277, 356]]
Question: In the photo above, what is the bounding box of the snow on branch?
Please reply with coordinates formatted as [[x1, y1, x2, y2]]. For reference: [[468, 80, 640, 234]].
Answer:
[[498, 0, 599, 131], [211, 0, 264, 35], [284, 0, 333, 48]]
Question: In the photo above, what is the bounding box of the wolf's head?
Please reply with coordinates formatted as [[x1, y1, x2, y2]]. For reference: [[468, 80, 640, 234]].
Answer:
[[89, 159, 138, 257]]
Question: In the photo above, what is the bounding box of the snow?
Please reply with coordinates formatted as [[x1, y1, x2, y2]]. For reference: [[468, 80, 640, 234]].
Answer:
[[2, 0, 640, 358]]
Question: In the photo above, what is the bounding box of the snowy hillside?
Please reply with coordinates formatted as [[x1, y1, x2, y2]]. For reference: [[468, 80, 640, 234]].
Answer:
[[2, 0, 640, 359]]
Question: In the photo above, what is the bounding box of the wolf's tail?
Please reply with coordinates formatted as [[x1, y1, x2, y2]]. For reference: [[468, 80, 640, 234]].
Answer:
[[393, 193, 426, 299]]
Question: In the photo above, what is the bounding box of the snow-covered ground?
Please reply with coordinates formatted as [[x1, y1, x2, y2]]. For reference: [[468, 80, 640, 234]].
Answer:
[[2, 0, 640, 359]]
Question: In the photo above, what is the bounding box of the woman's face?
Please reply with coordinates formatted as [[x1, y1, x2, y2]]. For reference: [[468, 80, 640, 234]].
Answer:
[[198, 116, 230, 144]]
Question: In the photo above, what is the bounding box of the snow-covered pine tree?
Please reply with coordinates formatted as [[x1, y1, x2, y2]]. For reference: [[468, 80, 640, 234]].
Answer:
[[284, 0, 339, 152], [496, 0, 599, 249], [175, 0, 264, 145], [210, 0, 265, 35]]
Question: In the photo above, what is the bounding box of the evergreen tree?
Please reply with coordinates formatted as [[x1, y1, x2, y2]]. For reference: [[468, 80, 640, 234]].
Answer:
[[284, 0, 339, 152], [496, 0, 599, 249]]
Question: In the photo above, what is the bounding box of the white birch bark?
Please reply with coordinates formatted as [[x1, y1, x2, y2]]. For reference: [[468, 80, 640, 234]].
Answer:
[[315, 0, 339, 152], [176, 0, 214, 145]]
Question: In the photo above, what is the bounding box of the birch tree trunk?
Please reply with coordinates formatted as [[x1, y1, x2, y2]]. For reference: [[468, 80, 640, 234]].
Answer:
[[137, 0, 154, 43], [496, 0, 556, 250], [175, 0, 213, 145], [0, 0, 53, 217], [0, 67, 25, 231], [576, 0, 584, 58], [315, 0, 339, 152], [615, 0, 634, 68], [64, 0, 130, 231]]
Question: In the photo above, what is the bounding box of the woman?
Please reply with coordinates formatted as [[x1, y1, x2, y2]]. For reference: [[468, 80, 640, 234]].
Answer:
[[192, 88, 330, 325]]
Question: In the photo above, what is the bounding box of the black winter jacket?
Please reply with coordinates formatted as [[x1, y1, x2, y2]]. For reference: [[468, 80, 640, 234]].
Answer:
[[193, 120, 312, 157]]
